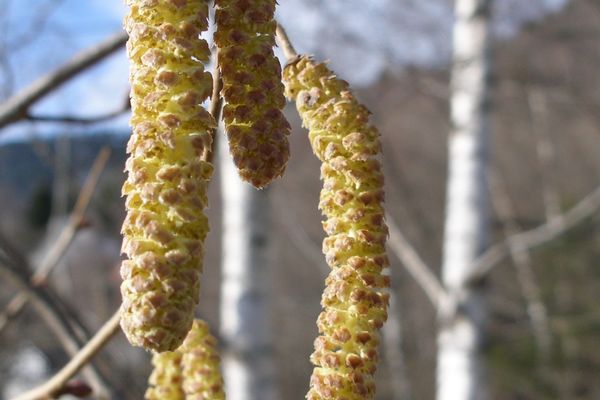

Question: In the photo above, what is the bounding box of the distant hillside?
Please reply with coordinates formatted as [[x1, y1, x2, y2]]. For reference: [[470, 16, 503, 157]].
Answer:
[[0, 132, 128, 201]]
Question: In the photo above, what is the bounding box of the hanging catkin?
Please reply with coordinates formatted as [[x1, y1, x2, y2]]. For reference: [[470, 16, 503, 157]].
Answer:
[[145, 320, 225, 400], [181, 320, 226, 399], [145, 351, 185, 400], [283, 56, 390, 400], [214, 0, 290, 188], [120, 0, 215, 352]]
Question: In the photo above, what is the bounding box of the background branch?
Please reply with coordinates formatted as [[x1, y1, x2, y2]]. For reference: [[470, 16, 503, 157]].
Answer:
[[387, 216, 448, 308], [468, 185, 600, 283], [0, 148, 111, 333], [25, 97, 130, 125], [13, 310, 121, 400], [0, 31, 127, 129], [0, 235, 112, 398]]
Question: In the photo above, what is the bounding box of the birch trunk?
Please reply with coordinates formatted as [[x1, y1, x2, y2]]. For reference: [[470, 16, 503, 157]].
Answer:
[[218, 138, 278, 400], [437, 1, 492, 399]]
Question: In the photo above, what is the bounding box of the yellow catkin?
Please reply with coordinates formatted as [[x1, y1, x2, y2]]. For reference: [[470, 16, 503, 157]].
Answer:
[[146, 351, 185, 400], [283, 56, 390, 400], [145, 320, 225, 400], [181, 320, 226, 400], [120, 0, 215, 352], [214, 0, 291, 188]]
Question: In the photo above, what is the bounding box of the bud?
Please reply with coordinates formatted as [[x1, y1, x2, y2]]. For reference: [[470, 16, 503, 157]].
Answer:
[[121, 0, 215, 352], [214, 0, 290, 188], [283, 56, 390, 400]]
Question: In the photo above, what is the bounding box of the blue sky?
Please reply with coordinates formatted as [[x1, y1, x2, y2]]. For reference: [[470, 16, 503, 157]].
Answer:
[[0, 0, 570, 143]]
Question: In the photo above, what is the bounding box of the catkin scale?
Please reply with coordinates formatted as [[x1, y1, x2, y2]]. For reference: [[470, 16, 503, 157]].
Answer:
[[214, 0, 290, 188], [145, 320, 225, 400], [120, 0, 215, 352], [283, 56, 390, 400]]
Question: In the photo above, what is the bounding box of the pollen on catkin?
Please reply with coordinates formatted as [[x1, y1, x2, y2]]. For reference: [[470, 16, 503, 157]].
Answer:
[[145, 320, 225, 400], [120, 0, 215, 352], [283, 56, 390, 400], [214, 0, 290, 188]]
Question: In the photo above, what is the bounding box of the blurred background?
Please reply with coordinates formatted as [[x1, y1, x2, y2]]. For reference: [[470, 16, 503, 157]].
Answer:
[[0, 0, 599, 399]]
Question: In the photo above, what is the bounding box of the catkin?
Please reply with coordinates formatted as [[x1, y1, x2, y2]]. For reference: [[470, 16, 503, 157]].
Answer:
[[214, 0, 290, 188], [146, 320, 225, 400], [146, 351, 185, 400], [283, 56, 390, 400], [181, 320, 226, 399], [120, 0, 215, 352]]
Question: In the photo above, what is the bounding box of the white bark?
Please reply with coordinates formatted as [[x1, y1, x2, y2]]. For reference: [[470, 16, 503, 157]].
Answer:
[[437, 1, 492, 400], [218, 139, 278, 400]]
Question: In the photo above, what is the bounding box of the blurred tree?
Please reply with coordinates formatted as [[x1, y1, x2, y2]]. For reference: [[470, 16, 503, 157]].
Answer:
[[437, 0, 492, 399]]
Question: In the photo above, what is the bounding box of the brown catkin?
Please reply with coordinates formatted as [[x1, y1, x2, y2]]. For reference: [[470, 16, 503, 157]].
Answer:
[[214, 0, 291, 188], [283, 56, 390, 400], [145, 320, 225, 400], [120, 0, 215, 352]]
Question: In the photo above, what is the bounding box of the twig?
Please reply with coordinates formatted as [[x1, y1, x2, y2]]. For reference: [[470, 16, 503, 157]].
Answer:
[[0, 148, 111, 332], [0, 237, 111, 398], [387, 216, 448, 308], [13, 310, 121, 400], [527, 87, 561, 220], [25, 102, 130, 125], [0, 31, 128, 129], [488, 171, 552, 360], [207, 53, 223, 164], [272, 190, 328, 275], [468, 185, 600, 284], [275, 23, 298, 60]]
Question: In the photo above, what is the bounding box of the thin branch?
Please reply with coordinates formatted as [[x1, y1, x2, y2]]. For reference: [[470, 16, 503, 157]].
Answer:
[[387, 216, 449, 308], [272, 190, 328, 275], [13, 310, 121, 400], [488, 171, 552, 360], [0, 237, 111, 398], [0, 31, 128, 129], [0, 148, 110, 332], [25, 101, 130, 125], [468, 185, 600, 284], [206, 52, 223, 164], [275, 23, 298, 60]]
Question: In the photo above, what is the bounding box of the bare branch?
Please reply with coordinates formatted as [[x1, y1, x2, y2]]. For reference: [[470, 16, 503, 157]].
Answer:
[[0, 236, 112, 398], [275, 23, 298, 60], [0, 148, 111, 333], [387, 216, 449, 308], [206, 53, 223, 164], [468, 185, 600, 284], [488, 171, 552, 360], [13, 310, 121, 400], [0, 31, 128, 129], [25, 101, 130, 125]]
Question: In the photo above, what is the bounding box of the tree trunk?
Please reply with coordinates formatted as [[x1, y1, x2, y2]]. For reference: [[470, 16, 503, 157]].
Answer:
[[218, 139, 278, 400], [437, 1, 492, 399]]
